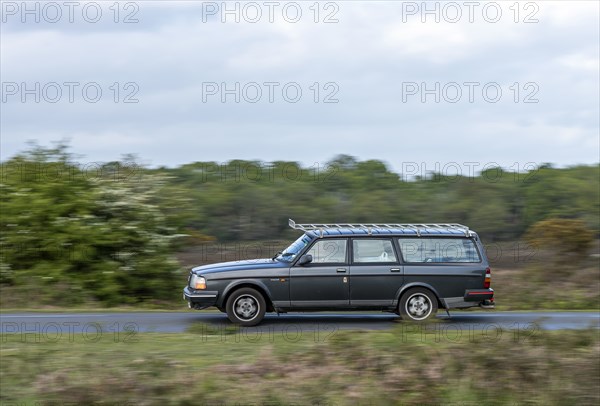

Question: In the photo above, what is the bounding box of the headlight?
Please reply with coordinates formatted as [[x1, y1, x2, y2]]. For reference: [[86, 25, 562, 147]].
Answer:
[[189, 274, 206, 290]]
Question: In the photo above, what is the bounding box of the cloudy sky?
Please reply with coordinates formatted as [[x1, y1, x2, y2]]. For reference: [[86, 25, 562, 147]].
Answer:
[[1, 0, 599, 171]]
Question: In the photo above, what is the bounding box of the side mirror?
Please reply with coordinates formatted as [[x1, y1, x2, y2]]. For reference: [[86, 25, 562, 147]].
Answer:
[[297, 254, 313, 266]]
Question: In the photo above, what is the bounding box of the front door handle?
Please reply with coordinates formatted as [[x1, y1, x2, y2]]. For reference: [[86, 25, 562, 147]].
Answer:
[[390, 268, 401, 272], [336, 268, 347, 273]]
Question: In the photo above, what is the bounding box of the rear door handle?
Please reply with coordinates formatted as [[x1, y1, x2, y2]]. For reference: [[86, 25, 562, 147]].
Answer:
[[390, 268, 401, 272], [336, 268, 347, 273]]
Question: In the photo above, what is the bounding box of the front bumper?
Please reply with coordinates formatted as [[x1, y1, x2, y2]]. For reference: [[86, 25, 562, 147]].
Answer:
[[183, 286, 219, 310]]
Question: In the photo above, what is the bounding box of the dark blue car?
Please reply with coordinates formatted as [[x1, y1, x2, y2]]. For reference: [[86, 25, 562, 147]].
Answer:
[[184, 219, 494, 326]]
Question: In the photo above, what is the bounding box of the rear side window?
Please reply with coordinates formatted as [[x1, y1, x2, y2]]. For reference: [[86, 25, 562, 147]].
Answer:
[[353, 239, 397, 263], [398, 238, 481, 263]]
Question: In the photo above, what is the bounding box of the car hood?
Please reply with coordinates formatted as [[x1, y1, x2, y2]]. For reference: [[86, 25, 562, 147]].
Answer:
[[192, 258, 287, 275]]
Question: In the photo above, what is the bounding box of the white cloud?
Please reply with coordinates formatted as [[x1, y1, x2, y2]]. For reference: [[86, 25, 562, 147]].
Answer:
[[558, 53, 600, 72]]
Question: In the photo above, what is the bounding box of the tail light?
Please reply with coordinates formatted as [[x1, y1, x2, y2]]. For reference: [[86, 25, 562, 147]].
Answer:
[[484, 267, 491, 288]]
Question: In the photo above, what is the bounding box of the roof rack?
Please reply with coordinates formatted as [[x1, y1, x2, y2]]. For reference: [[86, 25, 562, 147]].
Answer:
[[288, 219, 470, 237]]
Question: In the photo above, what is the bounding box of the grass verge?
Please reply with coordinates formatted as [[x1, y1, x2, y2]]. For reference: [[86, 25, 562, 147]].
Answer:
[[1, 323, 599, 405]]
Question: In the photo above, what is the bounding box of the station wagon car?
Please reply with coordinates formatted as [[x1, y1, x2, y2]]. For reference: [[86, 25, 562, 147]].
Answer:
[[184, 219, 494, 326]]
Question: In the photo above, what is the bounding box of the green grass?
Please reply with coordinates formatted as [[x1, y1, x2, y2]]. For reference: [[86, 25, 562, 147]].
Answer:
[[1, 324, 599, 405]]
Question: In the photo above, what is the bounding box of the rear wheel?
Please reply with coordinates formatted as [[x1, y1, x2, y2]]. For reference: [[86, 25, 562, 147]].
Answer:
[[399, 288, 438, 321], [225, 287, 266, 326]]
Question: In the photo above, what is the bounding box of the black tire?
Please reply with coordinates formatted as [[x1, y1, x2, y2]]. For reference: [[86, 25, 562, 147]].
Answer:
[[225, 287, 266, 326], [399, 288, 438, 321]]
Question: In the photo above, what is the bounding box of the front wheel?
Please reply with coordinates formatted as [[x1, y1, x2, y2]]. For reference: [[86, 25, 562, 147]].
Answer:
[[225, 288, 266, 326], [399, 288, 438, 321]]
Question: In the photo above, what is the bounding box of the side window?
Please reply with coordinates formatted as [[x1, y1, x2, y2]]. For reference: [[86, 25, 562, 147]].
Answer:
[[306, 239, 347, 264], [398, 238, 481, 263], [352, 239, 397, 263]]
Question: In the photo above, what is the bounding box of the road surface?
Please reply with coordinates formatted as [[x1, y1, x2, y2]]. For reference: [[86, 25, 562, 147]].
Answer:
[[1, 311, 598, 335]]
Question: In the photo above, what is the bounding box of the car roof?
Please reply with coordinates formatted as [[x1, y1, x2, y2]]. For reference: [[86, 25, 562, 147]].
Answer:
[[306, 227, 475, 238]]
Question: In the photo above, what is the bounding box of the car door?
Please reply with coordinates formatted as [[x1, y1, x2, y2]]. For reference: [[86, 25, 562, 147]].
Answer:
[[349, 238, 403, 307], [290, 238, 349, 308]]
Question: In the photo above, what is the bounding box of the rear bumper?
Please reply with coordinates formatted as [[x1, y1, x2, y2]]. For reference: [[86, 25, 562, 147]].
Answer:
[[464, 288, 494, 302], [442, 289, 495, 310], [183, 286, 219, 309]]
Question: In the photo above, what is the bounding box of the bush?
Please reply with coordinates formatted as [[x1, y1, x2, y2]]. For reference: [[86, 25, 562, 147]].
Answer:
[[525, 218, 594, 265], [0, 144, 183, 305]]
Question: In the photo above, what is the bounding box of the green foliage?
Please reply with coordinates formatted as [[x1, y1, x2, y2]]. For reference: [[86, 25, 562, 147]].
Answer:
[[162, 156, 599, 243], [0, 144, 185, 305], [1, 144, 599, 307], [525, 218, 595, 265]]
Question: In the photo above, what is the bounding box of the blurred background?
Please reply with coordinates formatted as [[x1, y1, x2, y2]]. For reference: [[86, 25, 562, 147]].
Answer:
[[1, 1, 599, 405], [1, 0, 598, 309], [0, 145, 598, 309]]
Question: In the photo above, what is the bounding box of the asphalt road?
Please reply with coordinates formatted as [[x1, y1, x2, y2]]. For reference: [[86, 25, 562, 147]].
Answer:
[[1, 311, 598, 337]]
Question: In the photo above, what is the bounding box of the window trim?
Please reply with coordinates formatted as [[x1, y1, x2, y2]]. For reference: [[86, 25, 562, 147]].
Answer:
[[350, 238, 400, 265], [396, 237, 483, 264]]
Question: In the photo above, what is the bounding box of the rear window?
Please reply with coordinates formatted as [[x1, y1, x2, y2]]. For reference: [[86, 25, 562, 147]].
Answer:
[[398, 238, 481, 263]]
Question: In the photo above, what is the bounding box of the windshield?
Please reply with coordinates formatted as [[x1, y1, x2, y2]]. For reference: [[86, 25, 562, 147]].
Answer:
[[276, 234, 312, 263]]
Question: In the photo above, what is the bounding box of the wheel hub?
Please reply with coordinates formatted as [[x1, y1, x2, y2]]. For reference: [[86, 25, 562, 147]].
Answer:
[[407, 294, 431, 319], [235, 296, 258, 320]]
